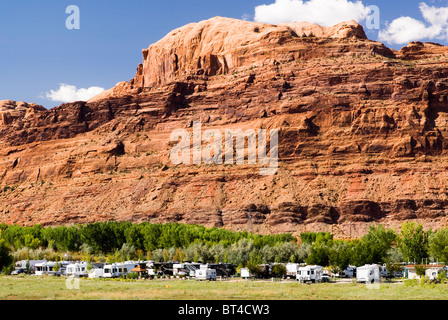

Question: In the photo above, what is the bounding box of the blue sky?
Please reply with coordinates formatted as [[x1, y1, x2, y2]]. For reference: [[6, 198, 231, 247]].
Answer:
[[1, 0, 448, 108]]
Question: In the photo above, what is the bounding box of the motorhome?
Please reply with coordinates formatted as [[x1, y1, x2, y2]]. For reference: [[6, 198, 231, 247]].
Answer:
[[102, 262, 139, 278], [13, 260, 46, 274], [356, 264, 380, 284], [66, 262, 89, 277], [195, 265, 217, 281], [297, 265, 324, 283]]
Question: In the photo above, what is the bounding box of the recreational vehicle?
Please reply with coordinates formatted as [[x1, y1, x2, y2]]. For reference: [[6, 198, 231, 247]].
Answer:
[[356, 264, 380, 284], [195, 265, 217, 281], [103, 262, 139, 278], [13, 260, 46, 274], [240, 268, 251, 279], [297, 265, 323, 283], [286, 263, 300, 278], [34, 261, 69, 276], [426, 266, 446, 281], [66, 262, 89, 277], [88, 267, 104, 279]]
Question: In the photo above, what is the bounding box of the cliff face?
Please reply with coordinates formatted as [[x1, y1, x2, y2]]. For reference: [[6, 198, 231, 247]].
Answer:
[[2, 17, 448, 238]]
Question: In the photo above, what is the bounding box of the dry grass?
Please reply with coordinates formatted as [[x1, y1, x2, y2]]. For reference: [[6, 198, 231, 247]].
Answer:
[[1, 276, 448, 300]]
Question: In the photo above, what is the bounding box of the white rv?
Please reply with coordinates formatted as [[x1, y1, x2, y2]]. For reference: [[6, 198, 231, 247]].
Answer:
[[240, 268, 251, 279], [286, 263, 300, 278], [297, 265, 323, 283], [356, 264, 380, 284], [88, 268, 104, 279], [66, 262, 89, 278], [426, 267, 445, 281], [195, 266, 217, 281], [34, 261, 69, 276], [13, 260, 46, 274], [103, 262, 139, 278]]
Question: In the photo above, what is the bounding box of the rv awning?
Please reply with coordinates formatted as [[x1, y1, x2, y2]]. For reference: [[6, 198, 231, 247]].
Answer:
[[130, 265, 148, 272]]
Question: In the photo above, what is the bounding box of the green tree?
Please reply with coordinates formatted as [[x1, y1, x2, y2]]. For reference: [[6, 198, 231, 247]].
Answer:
[[414, 265, 427, 278], [429, 228, 448, 264], [399, 222, 429, 263], [352, 225, 397, 266], [0, 236, 12, 271], [328, 241, 353, 272]]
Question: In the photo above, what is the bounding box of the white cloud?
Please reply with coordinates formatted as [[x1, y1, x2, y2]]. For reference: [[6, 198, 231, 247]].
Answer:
[[254, 0, 371, 26], [378, 2, 448, 44], [45, 84, 105, 103]]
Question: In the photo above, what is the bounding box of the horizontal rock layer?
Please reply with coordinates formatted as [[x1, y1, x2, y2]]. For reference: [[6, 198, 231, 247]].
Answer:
[[2, 17, 448, 238]]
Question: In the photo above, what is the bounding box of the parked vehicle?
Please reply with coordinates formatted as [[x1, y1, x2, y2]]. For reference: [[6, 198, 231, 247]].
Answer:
[[356, 264, 380, 284], [88, 268, 104, 279], [66, 262, 89, 278], [11, 268, 26, 275], [286, 263, 300, 279], [321, 273, 331, 283], [342, 266, 356, 278], [103, 262, 139, 278], [14, 260, 47, 274], [34, 261, 69, 276], [195, 265, 217, 281], [426, 267, 445, 281], [297, 265, 323, 283], [240, 268, 251, 279]]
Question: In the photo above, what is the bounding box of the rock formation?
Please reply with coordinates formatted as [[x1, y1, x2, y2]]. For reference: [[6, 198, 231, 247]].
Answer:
[[2, 17, 448, 238]]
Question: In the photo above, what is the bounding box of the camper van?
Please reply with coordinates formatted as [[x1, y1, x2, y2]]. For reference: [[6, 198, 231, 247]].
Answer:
[[297, 265, 323, 283], [103, 262, 139, 278], [195, 266, 217, 281], [356, 264, 380, 284]]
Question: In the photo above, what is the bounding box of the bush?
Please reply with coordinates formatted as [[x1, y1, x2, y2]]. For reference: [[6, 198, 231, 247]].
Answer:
[[271, 264, 286, 278]]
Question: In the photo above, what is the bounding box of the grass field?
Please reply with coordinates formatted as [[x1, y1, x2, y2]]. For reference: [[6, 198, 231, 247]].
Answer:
[[1, 276, 448, 300]]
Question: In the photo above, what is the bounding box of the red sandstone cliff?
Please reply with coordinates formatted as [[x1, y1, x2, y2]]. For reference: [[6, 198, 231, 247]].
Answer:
[[2, 17, 448, 238]]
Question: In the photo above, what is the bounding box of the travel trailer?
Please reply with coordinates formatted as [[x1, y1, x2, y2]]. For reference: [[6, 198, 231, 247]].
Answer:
[[66, 262, 89, 277], [103, 262, 139, 278], [356, 264, 380, 284], [34, 261, 69, 276], [240, 268, 251, 279], [195, 265, 217, 281], [286, 263, 300, 278], [297, 265, 324, 283], [173, 263, 202, 277], [88, 267, 104, 279], [13, 260, 46, 274], [426, 267, 445, 281]]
